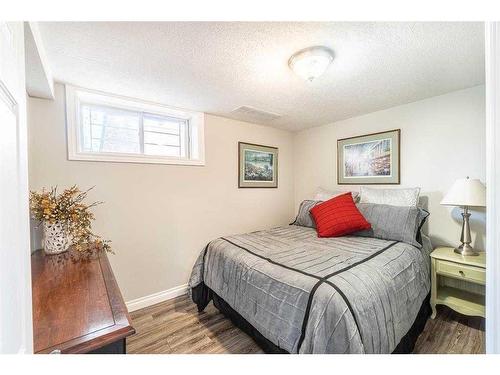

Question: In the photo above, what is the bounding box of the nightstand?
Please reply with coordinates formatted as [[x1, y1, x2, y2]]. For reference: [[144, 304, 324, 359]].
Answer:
[[430, 247, 485, 319]]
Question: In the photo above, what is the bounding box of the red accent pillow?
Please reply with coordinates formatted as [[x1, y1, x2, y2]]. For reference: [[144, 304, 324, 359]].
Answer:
[[310, 192, 371, 237]]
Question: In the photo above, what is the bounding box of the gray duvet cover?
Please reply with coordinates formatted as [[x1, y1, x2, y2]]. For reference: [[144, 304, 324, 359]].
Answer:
[[189, 225, 431, 354]]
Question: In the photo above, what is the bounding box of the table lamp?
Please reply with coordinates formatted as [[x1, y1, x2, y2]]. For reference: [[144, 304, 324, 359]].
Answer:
[[440, 177, 486, 256]]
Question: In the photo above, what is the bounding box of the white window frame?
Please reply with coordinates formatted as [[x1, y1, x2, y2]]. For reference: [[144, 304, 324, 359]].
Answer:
[[65, 85, 205, 166]]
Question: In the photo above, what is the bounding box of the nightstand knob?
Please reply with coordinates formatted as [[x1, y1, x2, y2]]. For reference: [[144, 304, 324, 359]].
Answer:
[[459, 270, 465, 277]]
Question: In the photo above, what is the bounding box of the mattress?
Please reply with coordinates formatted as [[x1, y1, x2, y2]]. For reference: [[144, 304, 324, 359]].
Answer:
[[189, 225, 431, 354]]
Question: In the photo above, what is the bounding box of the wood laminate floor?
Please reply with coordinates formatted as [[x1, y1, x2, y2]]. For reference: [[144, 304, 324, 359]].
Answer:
[[127, 294, 484, 354]]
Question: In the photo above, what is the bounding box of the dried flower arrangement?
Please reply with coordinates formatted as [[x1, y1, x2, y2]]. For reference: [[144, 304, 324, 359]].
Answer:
[[29, 185, 112, 253]]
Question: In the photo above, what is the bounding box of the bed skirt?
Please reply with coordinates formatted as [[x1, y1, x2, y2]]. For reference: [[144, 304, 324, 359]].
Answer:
[[192, 283, 431, 354]]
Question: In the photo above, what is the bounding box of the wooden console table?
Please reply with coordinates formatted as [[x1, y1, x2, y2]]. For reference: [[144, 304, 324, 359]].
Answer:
[[31, 248, 135, 354]]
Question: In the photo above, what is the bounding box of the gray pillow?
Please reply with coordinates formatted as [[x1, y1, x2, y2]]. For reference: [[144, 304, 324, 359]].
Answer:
[[292, 200, 321, 228], [354, 203, 429, 248]]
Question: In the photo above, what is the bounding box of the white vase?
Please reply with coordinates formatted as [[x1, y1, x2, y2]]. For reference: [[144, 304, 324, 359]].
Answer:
[[43, 221, 71, 255]]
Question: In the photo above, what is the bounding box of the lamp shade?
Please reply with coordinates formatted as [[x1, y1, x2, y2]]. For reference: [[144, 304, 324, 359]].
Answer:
[[440, 177, 486, 207]]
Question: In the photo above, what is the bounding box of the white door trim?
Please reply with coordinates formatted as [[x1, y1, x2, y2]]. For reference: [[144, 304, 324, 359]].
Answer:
[[0, 80, 17, 110], [0, 21, 33, 354], [485, 21, 500, 354]]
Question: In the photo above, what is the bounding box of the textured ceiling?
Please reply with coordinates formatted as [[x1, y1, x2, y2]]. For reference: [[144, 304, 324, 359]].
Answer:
[[38, 22, 485, 131]]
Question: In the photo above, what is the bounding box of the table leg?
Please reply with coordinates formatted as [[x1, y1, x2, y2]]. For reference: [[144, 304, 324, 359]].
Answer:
[[431, 258, 437, 319]]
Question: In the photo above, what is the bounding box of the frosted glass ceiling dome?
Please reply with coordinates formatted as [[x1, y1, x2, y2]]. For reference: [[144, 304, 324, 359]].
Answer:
[[288, 46, 334, 82]]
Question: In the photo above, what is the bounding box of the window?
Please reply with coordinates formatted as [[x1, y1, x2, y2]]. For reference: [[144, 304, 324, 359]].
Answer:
[[66, 85, 204, 165]]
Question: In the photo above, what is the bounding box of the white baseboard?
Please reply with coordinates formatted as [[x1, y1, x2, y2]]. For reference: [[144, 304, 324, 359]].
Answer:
[[126, 283, 189, 312]]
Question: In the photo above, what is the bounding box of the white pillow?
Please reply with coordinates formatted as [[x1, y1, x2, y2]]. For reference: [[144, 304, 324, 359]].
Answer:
[[313, 187, 359, 202], [359, 187, 420, 207]]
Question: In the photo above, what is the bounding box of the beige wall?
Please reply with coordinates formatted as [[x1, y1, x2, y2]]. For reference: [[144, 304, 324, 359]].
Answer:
[[28, 83, 295, 301], [294, 85, 486, 250], [28, 84, 486, 302]]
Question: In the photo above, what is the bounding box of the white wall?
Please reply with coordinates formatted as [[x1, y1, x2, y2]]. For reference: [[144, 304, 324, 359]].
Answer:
[[294, 85, 486, 250], [28, 83, 295, 301]]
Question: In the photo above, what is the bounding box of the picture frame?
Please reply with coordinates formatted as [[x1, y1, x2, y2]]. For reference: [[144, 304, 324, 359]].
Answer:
[[337, 129, 400, 185], [238, 142, 278, 188]]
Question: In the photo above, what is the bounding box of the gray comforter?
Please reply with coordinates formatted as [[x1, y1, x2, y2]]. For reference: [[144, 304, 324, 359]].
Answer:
[[189, 225, 431, 354]]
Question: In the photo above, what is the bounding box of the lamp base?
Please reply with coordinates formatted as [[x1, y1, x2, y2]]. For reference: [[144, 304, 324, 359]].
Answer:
[[453, 208, 478, 256], [454, 243, 479, 256]]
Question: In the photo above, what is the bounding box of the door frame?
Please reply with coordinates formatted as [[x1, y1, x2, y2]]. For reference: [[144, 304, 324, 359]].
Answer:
[[0, 21, 33, 354], [486, 21, 500, 354]]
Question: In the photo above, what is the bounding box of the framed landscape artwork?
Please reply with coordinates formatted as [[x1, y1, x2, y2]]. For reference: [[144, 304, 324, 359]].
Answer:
[[337, 129, 400, 185], [238, 142, 278, 188]]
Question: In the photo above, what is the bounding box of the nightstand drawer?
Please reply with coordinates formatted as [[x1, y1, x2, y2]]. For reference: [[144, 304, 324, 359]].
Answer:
[[436, 260, 485, 285]]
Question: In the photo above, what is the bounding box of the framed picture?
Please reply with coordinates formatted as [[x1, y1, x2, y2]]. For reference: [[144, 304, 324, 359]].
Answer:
[[238, 142, 278, 188], [337, 129, 400, 185]]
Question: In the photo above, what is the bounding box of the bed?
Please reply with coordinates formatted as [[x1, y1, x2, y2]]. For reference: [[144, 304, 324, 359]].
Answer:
[[189, 224, 431, 354]]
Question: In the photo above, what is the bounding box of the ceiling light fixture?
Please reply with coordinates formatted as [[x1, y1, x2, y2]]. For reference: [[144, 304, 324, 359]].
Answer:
[[288, 46, 334, 82]]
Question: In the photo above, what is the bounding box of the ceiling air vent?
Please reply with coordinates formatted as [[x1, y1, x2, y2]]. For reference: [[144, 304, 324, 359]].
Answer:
[[230, 106, 282, 123]]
